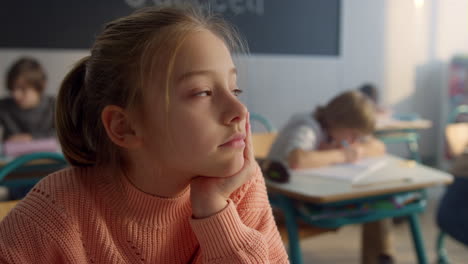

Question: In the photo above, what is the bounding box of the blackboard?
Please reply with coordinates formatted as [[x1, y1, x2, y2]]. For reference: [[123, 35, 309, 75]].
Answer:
[[0, 0, 340, 55]]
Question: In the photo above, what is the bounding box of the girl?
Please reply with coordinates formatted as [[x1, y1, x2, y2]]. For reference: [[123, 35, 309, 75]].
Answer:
[[0, 57, 55, 142], [268, 90, 386, 169], [267, 91, 393, 264], [0, 7, 288, 263]]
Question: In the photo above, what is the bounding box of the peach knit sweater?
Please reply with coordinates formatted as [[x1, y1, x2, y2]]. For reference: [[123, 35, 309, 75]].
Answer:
[[0, 165, 288, 263]]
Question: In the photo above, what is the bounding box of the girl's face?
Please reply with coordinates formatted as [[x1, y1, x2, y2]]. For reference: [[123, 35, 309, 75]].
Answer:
[[140, 30, 247, 179], [11, 76, 41, 109]]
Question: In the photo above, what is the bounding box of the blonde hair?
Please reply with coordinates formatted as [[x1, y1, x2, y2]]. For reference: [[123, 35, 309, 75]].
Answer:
[[56, 6, 246, 167], [314, 91, 376, 134]]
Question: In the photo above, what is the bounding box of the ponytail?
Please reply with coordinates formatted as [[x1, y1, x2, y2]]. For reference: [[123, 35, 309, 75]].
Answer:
[[56, 57, 96, 166]]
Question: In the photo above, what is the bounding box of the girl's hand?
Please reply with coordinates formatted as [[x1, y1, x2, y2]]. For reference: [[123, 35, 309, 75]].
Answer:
[[6, 134, 33, 143], [342, 144, 364, 163], [190, 113, 255, 218]]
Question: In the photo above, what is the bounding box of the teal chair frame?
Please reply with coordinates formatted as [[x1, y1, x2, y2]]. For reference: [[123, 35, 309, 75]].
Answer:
[[448, 104, 468, 123], [250, 113, 275, 132], [376, 131, 421, 163], [375, 112, 423, 163], [436, 232, 449, 264], [0, 152, 67, 189]]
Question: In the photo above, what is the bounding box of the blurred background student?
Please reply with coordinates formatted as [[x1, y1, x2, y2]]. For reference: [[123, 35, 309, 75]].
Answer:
[[0, 57, 55, 143], [0, 57, 57, 200], [359, 83, 392, 118], [268, 90, 386, 169], [267, 90, 394, 264]]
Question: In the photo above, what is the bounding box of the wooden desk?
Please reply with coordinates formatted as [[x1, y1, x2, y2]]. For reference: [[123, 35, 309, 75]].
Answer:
[[267, 156, 451, 203], [266, 155, 452, 264], [376, 118, 432, 132]]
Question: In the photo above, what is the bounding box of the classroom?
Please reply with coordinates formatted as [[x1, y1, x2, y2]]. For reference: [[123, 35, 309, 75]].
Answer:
[[0, 0, 467, 263]]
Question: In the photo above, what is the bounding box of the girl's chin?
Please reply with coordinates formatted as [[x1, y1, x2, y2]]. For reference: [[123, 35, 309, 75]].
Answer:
[[200, 158, 245, 178]]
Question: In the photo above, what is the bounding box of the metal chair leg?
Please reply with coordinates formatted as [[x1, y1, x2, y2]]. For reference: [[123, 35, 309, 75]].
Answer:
[[436, 232, 450, 264], [277, 195, 303, 264], [408, 213, 428, 264]]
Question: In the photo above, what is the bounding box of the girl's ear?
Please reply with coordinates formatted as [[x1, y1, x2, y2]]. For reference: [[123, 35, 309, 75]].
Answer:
[[101, 105, 143, 149]]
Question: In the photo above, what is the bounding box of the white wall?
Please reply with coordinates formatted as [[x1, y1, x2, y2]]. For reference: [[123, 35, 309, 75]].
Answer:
[[240, 55, 340, 130], [434, 0, 468, 61], [340, 0, 386, 95], [382, 0, 435, 159], [381, 0, 468, 162]]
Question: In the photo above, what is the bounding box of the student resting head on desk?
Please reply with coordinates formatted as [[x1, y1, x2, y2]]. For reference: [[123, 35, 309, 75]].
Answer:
[[358, 83, 392, 117], [267, 90, 394, 264], [0, 6, 288, 263], [0, 57, 55, 143], [268, 90, 386, 170]]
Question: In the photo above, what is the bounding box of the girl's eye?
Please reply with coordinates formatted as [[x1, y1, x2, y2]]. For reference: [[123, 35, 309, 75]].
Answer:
[[232, 89, 243, 97], [195, 90, 212, 97]]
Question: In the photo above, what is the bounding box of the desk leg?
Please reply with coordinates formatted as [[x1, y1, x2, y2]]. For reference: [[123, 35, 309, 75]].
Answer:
[[408, 135, 422, 163], [436, 232, 450, 264], [278, 196, 302, 264], [408, 213, 428, 264]]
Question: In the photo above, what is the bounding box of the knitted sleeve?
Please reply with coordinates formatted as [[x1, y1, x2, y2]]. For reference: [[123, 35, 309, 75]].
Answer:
[[190, 164, 289, 263], [0, 188, 86, 263]]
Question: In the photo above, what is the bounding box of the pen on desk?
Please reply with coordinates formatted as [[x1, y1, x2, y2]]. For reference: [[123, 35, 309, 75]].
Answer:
[[341, 140, 350, 149], [341, 140, 356, 164]]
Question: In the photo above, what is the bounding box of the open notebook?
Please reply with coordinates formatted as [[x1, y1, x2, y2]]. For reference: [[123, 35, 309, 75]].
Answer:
[[291, 157, 389, 184], [2, 138, 61, 158]]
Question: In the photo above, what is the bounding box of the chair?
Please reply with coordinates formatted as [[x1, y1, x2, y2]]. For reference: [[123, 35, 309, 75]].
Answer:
[[250, 113, 275, 133], [375, 113, 423, 163], [448, 104, 468, 123], [252, 132, 277, 160], [375, 112, 426, 163], [444, 122, 468, 158], [0, 152, 67, 199], [0, 152, 67, 221], [377, 132, 421, 162], [250, 112, 276, 168]]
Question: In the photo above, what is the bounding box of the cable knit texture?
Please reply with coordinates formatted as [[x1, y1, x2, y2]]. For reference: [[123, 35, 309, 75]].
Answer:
[[0, 164, 288, 263]]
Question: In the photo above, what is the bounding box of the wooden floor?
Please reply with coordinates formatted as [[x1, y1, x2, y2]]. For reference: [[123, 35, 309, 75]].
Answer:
[[292, 186, 468, 263]]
